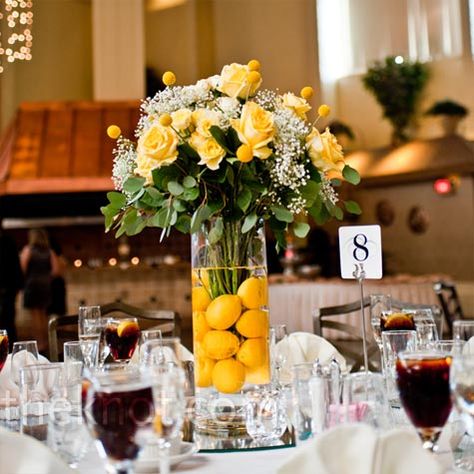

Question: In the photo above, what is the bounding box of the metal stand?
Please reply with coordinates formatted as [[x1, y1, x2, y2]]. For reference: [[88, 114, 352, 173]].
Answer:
[[352, 263, 369, 373]]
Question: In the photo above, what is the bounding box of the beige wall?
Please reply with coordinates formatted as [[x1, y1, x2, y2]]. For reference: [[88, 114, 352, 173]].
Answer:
[[351, 177, 474, 281], [0, 0, 93, 129]]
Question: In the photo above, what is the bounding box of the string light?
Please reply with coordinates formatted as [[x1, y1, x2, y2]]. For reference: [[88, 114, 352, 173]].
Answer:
[[0, 0, 33, 72]]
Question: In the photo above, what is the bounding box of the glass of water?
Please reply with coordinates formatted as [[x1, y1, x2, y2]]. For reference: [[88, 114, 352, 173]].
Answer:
[[78, 305, 102, 367]]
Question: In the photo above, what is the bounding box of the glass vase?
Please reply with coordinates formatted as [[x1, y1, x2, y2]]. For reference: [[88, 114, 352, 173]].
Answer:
[[191, 219, 270, 435]]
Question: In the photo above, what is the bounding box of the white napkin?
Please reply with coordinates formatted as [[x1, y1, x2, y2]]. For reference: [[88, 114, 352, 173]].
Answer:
[[0, 427, 74, 474], [131, 342, 194, 365], [462, 336, 474, 355], [276, 332, 346, 384], [0, 353, 49, 407], [277, 424, 443, 474]]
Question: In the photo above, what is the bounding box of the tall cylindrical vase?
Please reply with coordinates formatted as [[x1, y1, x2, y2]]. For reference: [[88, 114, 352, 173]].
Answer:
[[191, 219, 270, 433]]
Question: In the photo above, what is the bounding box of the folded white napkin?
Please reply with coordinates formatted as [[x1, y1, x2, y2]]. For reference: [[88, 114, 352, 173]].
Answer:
[[276, 332, 346, 384], [277, 424, 443, 474], [0, 427, 74, 474], [0, 353, 49, 407]]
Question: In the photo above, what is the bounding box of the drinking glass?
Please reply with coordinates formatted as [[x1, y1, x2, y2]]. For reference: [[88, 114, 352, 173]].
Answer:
[[396, 351, 452, 452], [382, 330, 417, 403], [141, 337, 181, 367], [103, 317, 141, 363], [150, 366, 186, 474], [139, 329, 162, 363], [380, 311, 415, 332], [450, 354, 474, 470], [413, 314, 439, 349], [291, 363, 314, 442], [0, 329, 9, 372], [453, 321, 474, 354], [435, 339, 465, 355], [78, 305, 102, 367], [83, 364, 155, 474], [270, 325, 288, 387], [245, 387, 287, 445], [370, 294, 392, 349], [11, 341, 39, 388]]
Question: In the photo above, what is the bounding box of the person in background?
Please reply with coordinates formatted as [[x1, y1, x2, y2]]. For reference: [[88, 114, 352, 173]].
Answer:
[[20, 228, 60, 353], [47, 236, 67, 317], [0, 217, 23, 348]]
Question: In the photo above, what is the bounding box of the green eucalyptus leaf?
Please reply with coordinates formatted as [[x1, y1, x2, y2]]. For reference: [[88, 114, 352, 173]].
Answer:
[[123, 176, 145, 194], [175, 215, 191, 234], [129, 188, 145, 203], [313, 203, 330, 226], [293, 222, 310, 238], [182, 187, 200, 201], [168, 181, 184, 196], [344, 200, 362, 215], [342, 165, 361, 185], [300, 181, 320, 206], [183, 176, 197, 188], [173, 199, 187, 212], [208, 217, 224, 244], [141, 187, 164, 207], [106, 192, 126, 208], [274, 229, 287, 253], [190, 205, 212, 234], [271, 206, 294, 223], [149, 207, 170, 228], [237, 187, 252, 213], [242, 212, 258, 233]]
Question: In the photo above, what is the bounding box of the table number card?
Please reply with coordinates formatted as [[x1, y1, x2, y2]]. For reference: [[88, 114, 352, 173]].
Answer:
[[338, 225, 383, 279]]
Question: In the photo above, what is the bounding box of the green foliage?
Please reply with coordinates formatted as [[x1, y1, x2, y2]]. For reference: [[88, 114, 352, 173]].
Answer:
[[362, 56, 429, 143]]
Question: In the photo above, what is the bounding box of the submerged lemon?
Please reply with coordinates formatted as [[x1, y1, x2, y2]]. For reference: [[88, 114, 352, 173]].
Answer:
[[195, 356, 216, 387], [212, 358, 246, 393], [245, 358, 270, 385], [192, 286, 212, 312], [236, 337, 267, 367], [202, 330, 240, 360], [237, 276, 267, 309], [193, 311, 211, 342], [235, 309, 268, 338], [116, 320, 140, 338], [205, 294, 242, 330]]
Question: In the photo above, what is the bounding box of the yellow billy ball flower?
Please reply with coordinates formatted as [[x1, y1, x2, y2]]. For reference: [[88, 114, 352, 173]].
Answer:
[[300, 86, 314, 100], [318, 104, 331, 118], [159, 114, 173, 127], [247, 59, 261, 71], [162, 71, 176, 86], [247, 71, 261, 84], [236, 144, 253, 163], [107, 125, 121, 139]]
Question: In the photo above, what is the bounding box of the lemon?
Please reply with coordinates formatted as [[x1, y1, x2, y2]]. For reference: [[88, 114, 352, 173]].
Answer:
[[116, 320, 140, 338], [235, 309, 268, 338], [192, 286, 212, 312], [236, 337, 267, 367], [195, 356, 215, 387], [212, 358, 246, 393], [245, 358, 270, 385], [237, 277, 267, 309], [202, 330, 240, 360], [193, 311, 210, 342], [205, 294, 242, 330]]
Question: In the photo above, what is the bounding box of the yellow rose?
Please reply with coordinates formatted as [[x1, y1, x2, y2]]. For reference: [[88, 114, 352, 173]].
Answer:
[[192, 109, 222, 137], [190, 133, 226, 170], [306, 127, 344, 173], [231, 102, 274, 159], [218, 63, 262, 99], [171, 108, 193, 130], [135, 124, 179, 183], [282, 92, 311, 119]]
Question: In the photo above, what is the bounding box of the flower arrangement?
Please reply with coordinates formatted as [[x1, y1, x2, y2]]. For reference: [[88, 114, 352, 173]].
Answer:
[[102, 60, 360, 250]]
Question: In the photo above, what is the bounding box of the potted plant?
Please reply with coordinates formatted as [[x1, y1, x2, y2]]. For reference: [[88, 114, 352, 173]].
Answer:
[[425, 99, 468, 136], [362, 56, 429, 145]]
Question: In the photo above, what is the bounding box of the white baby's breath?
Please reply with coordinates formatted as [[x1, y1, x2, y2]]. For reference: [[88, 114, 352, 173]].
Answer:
[[112, 138, 136, 192]]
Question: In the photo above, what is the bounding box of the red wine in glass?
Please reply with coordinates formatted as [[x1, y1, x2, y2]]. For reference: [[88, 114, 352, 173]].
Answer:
[[89, 385, 154, 462], [396, 352, 452, 451], [104, 319, 141, 362], [0, 330, 8, 372]]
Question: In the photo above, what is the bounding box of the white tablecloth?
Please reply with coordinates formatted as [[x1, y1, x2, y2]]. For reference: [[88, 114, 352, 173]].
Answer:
[[269, 278, 440, 335]]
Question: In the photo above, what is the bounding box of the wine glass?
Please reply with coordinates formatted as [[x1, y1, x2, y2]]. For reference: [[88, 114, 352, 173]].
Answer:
[[150, 366, 186, 474], [11, 341, 39, 388], [396, 351, 452, 452], [0, 330, 9, 372], [103, 317, 141, 363], [407, 309, 439, 349], [370, 294, 391, 371], [453, 321, 474, 354], [450, 354, 474, 471], [270, 324, 288, 387], [78, 305, 102, 367], [83, 364, 155, 473], [139, 329, 162, 363], [141, 337, 181, 367]]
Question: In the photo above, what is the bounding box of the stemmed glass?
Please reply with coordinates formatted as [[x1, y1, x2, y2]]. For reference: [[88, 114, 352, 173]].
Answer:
[[78, 305, 102, 368], [11, 341, 39, 388], [0, 329, 9, 372], [141, 338, 181, 367], [83, 364, 155, 473], [453, 321, 474, 354], [139, 329, 163, 364], [396, 351, 452, 452], [150, 366, 186, 474], [103, 317, 141, 363], [270, 324, 288, 387], [370, 294, 391, 370]]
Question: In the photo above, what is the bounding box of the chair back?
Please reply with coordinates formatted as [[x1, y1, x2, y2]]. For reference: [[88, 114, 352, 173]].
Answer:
[[48, 301, 181, 362], [433, 281, 465, 337], [312, 297, 378, 371]]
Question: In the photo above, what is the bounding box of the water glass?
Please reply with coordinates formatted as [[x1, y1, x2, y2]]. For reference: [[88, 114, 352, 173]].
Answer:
[[141, 337, 182, 367], [270, 325, 288, 387], [11, 341, 39, 387], [435, 339, 465, 355], [453, 321, 474, 354], [382, 330, 417, 403], [245, 387, 287, 445], [291, 363, 314, 442], [78, 305, 102, 366], [140, 329, 163, 363], [370, 294, 392, 349]]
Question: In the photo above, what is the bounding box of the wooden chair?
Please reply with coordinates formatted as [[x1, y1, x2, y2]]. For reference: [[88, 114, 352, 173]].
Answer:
[[313, 297, 380, 372], [433, 281, 465, 337], [48, 301, 181, 362]]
